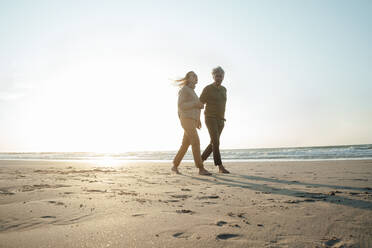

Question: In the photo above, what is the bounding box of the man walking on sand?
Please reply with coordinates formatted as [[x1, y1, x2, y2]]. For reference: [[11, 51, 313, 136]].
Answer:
[[199, 66, 230, 173]]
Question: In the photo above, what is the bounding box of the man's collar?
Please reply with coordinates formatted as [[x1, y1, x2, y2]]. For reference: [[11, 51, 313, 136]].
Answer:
[[212, 82, 222, 88]]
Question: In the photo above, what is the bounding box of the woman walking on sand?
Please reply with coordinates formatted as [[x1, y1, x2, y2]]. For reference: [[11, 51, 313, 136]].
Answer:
[[172, 71, 212, 176]]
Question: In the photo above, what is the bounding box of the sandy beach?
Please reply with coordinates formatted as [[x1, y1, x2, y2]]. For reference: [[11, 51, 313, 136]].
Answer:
[[0, 159, 371, 248]]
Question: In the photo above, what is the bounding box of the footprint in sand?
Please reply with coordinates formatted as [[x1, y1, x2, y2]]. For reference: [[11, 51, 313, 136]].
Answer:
[[47, 201, 65, 206], [170, 194, 192, 200], [117, 191, 138, 196], [40, 216, 56, 219], [176, 209, 194, 214], [85, 189, 107, 193], [196, 195, 219, 200], [172, 232, 192, 239], [216, 221, 227, 226], [132, 214, 145, 217], [227, 212, 246, 219], [216, 233, 240, 240], [322, 237, 344, 247]]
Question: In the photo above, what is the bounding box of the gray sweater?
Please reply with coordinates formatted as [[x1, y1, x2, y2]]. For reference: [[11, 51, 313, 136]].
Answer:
[[178, 85, 201, 121]]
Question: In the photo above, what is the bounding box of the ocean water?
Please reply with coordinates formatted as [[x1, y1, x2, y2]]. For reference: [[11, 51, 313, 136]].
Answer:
[[1, 144, 372, 162]]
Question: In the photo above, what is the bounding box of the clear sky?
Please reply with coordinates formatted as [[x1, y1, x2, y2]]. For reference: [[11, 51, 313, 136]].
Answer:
[[0, 0, 371, 152]]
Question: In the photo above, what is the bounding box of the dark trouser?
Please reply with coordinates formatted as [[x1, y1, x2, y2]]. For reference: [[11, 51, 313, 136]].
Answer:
[[201, 117, 225, 166]]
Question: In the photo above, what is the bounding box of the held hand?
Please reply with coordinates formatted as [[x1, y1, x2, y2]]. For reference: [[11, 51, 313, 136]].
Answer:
[[196, 101, 204, 109], [197, 120, 202, 129]]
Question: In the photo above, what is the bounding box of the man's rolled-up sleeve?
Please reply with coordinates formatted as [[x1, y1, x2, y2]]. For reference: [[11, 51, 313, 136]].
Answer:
[[199, 87, 208, 103]]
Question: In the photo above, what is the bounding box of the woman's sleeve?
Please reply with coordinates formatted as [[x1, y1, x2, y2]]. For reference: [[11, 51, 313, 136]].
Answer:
[[178, 88, 198, 110]]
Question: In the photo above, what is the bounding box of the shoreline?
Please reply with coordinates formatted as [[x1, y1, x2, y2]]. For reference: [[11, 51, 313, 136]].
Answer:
[[0, 157, 372, 164]]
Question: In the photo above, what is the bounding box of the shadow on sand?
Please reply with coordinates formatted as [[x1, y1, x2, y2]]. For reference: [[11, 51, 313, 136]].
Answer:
[[230, 173, 371, 192], [181, 173, 372, 210]]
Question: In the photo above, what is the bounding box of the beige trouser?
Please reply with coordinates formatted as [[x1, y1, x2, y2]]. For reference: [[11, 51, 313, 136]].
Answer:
[[173, 118, 203, 168]]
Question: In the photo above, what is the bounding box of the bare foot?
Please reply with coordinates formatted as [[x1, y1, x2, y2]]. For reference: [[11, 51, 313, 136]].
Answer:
[[199, 168, 212, 176], [218, 165, 230, 174], [171, 166, 180, 174]]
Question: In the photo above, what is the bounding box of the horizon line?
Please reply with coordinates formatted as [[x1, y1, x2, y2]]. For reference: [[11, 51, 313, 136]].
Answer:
[[1, 143, 371, 154]]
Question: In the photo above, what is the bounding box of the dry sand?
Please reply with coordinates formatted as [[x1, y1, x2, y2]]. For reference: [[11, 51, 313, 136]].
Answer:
[[0, 159, 371, 248]]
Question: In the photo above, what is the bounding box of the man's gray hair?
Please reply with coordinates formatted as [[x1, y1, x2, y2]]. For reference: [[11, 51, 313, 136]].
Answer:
[[212, 66, 225, 76]]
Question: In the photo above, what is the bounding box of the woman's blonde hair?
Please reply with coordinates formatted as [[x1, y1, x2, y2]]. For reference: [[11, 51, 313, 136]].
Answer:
[[174, 71, 196, 87]]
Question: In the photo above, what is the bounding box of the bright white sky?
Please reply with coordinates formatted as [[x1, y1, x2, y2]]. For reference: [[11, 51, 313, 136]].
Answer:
[[0, 0, 371, 152]]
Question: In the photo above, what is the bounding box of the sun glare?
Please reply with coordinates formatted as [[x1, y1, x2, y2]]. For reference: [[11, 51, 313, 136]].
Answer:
[[93, 157, 122, 167], [17, 54, 181, 152]]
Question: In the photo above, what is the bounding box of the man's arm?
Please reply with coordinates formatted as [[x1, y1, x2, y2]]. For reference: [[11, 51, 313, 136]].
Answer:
[[199, 87, 208, 104]]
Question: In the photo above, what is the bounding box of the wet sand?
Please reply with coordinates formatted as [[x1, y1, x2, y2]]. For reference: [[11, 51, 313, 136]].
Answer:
[[0, 159, 371, 247]]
